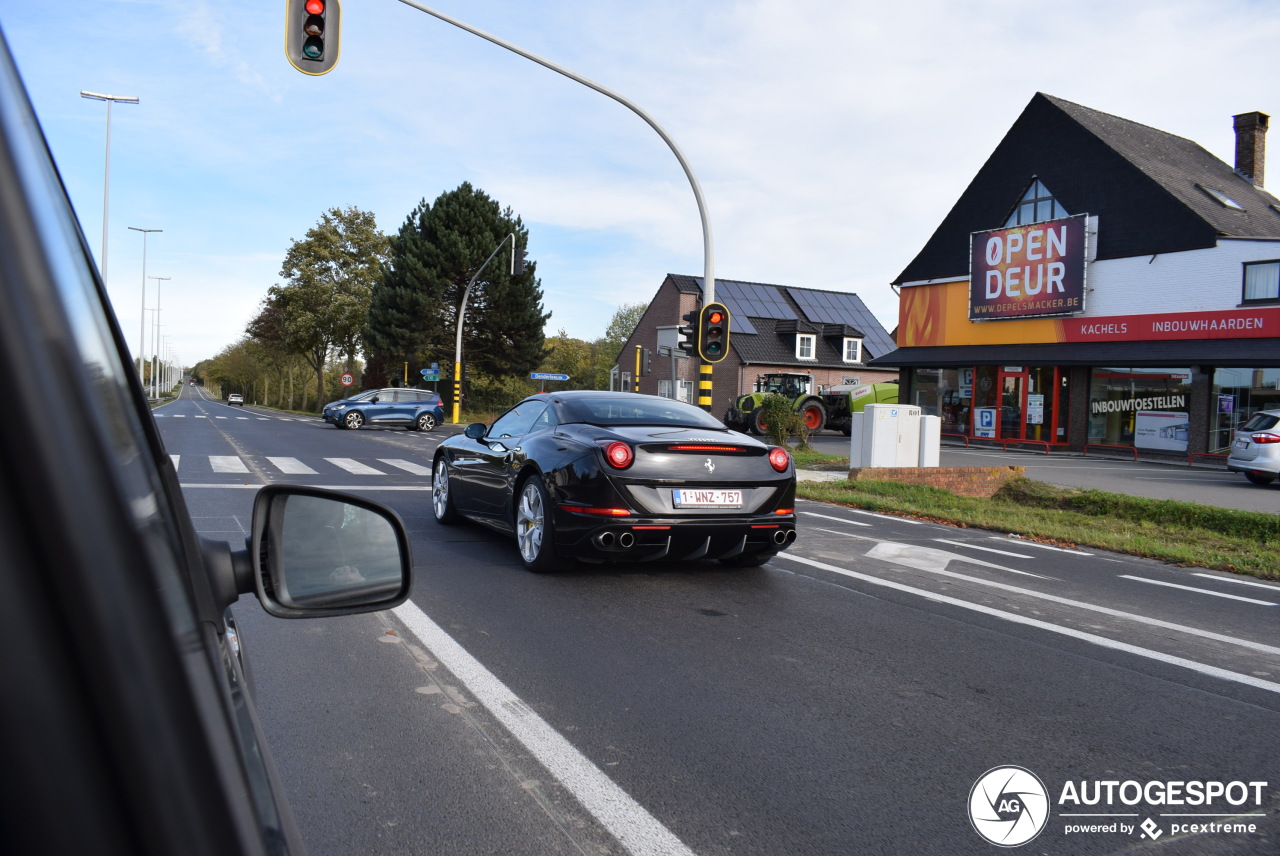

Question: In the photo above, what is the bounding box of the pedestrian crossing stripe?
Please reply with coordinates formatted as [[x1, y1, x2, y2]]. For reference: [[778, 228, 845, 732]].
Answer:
[[170, 455, 434, 477]]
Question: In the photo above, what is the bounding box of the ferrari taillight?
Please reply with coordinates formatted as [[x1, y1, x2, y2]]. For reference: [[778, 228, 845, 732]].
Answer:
[[768, 446, 790, 472], [604, 441, 634, 469]]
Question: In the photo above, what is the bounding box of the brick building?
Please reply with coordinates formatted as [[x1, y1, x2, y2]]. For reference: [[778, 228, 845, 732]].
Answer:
[[872, 94, 1280, 461], [614, 274, 897, 419]]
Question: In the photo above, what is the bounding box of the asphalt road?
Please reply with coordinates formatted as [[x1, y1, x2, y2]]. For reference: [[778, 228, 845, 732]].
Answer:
[[162, 386, 1280, 855]]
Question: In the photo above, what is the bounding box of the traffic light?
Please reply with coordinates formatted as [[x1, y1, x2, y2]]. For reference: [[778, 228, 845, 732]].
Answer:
[[639, 347, 652, 377], [285, 0, 341, 76], [513, 248, 528, 275], [677, 310, 698, 357], [698, 302, 730, 363]]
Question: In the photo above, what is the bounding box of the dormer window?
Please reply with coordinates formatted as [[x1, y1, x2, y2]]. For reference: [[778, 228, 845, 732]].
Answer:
[[1004, 178, 1069, 227], [843, 337, 862, 363], [796, 334, 815, 360]]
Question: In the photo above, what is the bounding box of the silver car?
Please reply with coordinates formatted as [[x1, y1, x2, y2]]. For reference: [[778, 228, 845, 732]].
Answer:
[[1226, 409, 1280, 485]]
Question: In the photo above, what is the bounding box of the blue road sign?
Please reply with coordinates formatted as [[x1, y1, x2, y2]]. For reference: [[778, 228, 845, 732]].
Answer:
[[530, 372, 570, 381]]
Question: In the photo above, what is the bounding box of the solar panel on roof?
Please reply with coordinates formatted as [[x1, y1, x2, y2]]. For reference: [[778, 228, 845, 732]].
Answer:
[[786, 287, 896, 358]]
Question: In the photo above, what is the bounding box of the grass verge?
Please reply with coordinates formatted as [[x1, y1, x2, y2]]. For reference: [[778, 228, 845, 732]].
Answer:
[[796, 465, 1280, 579]]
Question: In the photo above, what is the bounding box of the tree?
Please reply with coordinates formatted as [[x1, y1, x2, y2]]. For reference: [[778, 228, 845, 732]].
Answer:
[[365, 183, 549, 409], [274, 206, 389, 406], [592, 302, 650, 388]]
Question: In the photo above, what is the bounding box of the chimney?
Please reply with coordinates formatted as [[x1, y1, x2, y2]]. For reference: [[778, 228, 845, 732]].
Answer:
[[1233, 111, 1269, 187]]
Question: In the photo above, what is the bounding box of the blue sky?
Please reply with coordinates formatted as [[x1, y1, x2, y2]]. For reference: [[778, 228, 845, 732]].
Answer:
[[2, 0, 1278, 366]]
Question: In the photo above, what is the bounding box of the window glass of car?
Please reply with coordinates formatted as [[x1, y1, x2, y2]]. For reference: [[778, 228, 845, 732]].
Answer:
[[557, 396, 726, 429], [488, 400, 548, 439], [0, 43, 198, 631], [1240, 412, 1279, 432]]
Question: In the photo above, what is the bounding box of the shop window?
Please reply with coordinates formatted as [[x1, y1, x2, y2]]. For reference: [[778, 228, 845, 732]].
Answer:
[[1088, 367, 1192, 452], [1212, 367, 1280, 452], [1003, 178, 1069, 227], [1243, 260, 1280, 303], [842, 337, 861, 363], [796, 334, 815, 360]]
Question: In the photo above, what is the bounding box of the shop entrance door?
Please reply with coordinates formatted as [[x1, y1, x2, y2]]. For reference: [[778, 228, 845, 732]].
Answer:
[[998, 368, 1027, 441]]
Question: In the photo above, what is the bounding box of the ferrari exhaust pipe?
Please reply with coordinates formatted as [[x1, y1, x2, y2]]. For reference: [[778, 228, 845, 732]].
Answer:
[[596, 532, 616, 548], [785, 529, 797, 545], [772, 529, 788, 545], [618, 531, 635, 549]]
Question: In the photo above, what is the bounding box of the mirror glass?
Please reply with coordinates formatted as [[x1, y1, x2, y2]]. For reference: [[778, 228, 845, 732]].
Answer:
[[272, 494, 406, 608]]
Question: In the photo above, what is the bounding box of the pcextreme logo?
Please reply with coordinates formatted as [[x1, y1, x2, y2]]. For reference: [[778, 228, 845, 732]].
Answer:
[[968, 767, 1271, 847]]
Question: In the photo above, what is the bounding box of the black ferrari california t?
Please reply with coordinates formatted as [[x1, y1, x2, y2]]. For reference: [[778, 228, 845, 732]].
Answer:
[[431, 391, 797, 571]]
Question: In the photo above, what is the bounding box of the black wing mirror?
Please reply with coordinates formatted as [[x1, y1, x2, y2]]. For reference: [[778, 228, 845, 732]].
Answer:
[[464, 422, 486, 439], [201, 486, 412, 618], [249, 486, 411, 617]]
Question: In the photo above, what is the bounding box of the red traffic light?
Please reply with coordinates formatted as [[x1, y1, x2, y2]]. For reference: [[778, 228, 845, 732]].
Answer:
[[286, 0, 341, 75]]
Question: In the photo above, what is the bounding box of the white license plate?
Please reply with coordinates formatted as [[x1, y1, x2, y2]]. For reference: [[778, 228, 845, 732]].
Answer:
[[673, 488, 743, 508], [1235, 439, 1248, 449]]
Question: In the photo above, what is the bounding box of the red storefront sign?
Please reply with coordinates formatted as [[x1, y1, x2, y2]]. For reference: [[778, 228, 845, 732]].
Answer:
[[1061, 307, 1280, 342]]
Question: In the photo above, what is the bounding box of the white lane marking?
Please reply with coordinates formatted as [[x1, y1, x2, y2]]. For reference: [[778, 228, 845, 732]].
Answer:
[[780, 554, 1280, 695], [267, 457, 318, 475], [813, 529, 1054, 579], [847, 508, 925, 524], [789, 535, 1280, 657], [802, 511, 871, 527], [326, 458, 385, 475], [379, 459, 433, 475], [173, 414, 186, 418], [215, 416, 228, 420], [934, 538, 1034, 559], [1119, 576, 1277, 606], [1192, 573, 1280, 591], [180, 484, 431, 491], [867, 540, 1054, 580], [169, 455, 180, 470], [210, 456, 250, 473], [991, 535, 1091, 555], [393, 601, 697, 856]]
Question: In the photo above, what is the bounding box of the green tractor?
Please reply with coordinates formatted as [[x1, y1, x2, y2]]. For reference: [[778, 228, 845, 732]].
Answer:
[[724, 373, 828, 435], [821, 380, 901, 436]]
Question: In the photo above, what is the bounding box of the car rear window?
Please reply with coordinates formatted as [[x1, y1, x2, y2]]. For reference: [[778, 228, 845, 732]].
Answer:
[[1241, 412, 1280, 432], [557, 397, 727, 429]]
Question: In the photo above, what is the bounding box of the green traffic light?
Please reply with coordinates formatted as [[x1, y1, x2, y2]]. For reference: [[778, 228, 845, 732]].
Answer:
[[303, 38, 323, 59]]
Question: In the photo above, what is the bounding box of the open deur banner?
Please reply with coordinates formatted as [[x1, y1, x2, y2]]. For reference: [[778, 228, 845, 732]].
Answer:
[[969, 214, 1087, 321]]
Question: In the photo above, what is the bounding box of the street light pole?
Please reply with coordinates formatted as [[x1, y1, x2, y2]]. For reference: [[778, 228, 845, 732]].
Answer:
[[149, 275, 171, 399], [393, 2, 721, 409], [80, 91, 139, 285], [128, 227, 161, 381], [452, 234, 517, 424]]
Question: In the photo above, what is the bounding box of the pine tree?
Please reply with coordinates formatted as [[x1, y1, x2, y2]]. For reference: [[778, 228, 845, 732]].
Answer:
[[366, 183, 550, 398]]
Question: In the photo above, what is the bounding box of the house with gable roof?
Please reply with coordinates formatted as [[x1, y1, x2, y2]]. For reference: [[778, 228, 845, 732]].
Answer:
[[614, 274, 897, 425], [871, 93, 1280, 461]]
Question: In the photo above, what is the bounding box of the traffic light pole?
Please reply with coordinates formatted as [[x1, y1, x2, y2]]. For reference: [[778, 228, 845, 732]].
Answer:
[[394, 1, 721, 410]]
